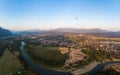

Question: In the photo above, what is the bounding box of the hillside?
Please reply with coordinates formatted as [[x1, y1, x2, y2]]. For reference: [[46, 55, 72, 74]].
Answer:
[[0, 27, 12, 37], [13, 28, 120, 37], [51, 28, 108, 33]]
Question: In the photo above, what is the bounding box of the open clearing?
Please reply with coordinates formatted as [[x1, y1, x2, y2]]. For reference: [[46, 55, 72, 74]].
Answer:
[[0, 50, 22, 75]]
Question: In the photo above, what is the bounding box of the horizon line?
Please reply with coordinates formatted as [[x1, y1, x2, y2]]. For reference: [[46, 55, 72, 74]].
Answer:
[[6, 27, 119, 32]]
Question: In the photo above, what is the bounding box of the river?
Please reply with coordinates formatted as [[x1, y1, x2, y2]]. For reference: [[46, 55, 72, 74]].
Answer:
[[84, 61, 120, 75], [20, 41, 120, 75], [20, 41, 73, 75]]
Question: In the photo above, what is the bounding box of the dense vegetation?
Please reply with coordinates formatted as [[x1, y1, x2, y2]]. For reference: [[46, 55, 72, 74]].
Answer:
[[0, 39, 40, 75], [69, 46, 120, 68], [26, 44, 67, 68], [82, 47, 120, 62], [1, 34, 120, 74], [0, 42, 7, 56], [0, 50, 22, 75]]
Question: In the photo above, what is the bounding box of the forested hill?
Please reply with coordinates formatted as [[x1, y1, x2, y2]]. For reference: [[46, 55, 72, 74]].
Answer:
[[0, 27, 12, 37]]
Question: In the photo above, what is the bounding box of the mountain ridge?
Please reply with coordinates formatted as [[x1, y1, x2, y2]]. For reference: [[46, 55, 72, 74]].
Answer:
[[17, 28, 120, 37], [0, 27, 13, 37], [3, 27, 120, 37], [50, 28, 109, 33]]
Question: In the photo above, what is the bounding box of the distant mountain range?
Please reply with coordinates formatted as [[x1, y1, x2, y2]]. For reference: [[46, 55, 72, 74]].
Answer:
[[51, 28, 109, 33], [0, 27, 13, 37], [51, 28, 120, 37], [1, 27, 120, 37], [13, 28, 119, 37], [12, 29, 47, 35]]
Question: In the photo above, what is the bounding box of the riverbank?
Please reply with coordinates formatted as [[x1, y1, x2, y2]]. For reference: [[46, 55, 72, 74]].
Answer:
[[20, 41, 73, 75], [85, 61, 120, 75], [0, 49, 22, 75], [20, 41, 120, 75], [72, 59, 120, 75], [72, 61, 100, 75]]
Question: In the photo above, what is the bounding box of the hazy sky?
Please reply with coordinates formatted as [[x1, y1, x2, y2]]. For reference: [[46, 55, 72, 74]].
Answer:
[[0, 0, 120, 31]]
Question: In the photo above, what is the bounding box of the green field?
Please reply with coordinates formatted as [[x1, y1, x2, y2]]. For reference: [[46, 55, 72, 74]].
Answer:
[[0, 49, 40, 75], [26, 45, 68, 68], [0, 50, 22, 75]]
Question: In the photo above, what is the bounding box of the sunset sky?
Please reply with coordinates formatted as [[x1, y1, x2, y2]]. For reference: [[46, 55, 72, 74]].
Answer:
[[0, 0, 120, 31]]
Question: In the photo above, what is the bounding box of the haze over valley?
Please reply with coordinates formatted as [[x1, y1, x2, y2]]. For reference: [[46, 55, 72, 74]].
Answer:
[[0, 0, 120, 75]]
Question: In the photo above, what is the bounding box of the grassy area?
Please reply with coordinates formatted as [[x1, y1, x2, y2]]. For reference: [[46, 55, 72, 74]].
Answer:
[[0, 49, 40, 75], [70, 47, 119, 68], [81, 49, 110, 63], [26, 45, 67, 68], [0, 50, 22, 75]]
